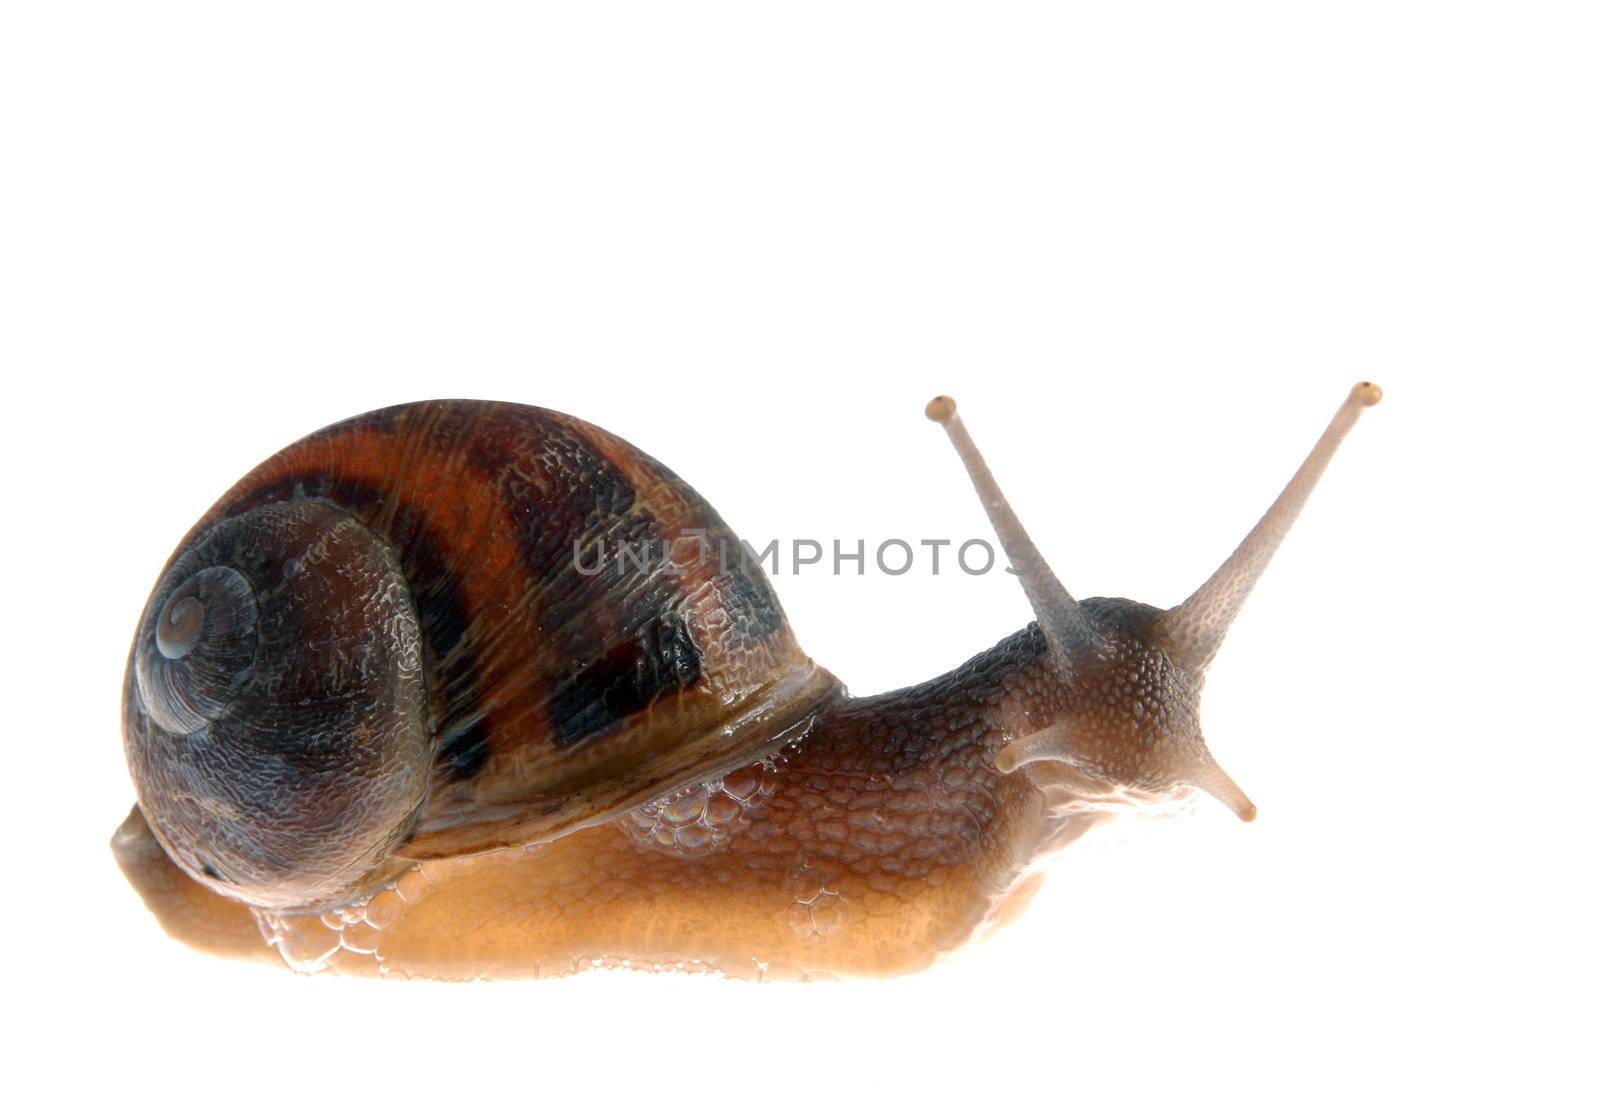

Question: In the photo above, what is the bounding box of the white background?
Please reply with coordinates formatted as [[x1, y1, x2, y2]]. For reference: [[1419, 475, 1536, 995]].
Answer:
[[2, 2, 1595, 1102]]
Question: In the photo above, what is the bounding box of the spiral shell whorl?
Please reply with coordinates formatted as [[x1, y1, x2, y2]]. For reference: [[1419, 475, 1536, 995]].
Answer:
[[136, 565, 258, 734], [124, 499, 430, 910]]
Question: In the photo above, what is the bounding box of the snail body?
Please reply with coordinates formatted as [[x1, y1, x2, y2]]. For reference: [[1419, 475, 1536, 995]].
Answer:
[[115, 386, 1380, 979]]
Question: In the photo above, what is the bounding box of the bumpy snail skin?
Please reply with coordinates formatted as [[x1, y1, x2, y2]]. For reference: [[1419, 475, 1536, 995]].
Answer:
[[115, 386, 1379, 978]]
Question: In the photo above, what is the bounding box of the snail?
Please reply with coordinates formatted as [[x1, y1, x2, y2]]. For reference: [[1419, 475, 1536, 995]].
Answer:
[[114, 383, 1381, 980]]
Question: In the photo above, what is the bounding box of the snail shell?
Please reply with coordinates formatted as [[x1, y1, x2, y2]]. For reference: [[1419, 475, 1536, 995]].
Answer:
[[123, 401, 839, 910]]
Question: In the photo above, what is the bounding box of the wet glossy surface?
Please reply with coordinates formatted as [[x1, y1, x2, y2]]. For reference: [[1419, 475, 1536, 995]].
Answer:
[[122, 400, 841, 907]]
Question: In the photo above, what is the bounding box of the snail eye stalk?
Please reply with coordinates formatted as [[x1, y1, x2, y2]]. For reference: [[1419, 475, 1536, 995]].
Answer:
[[925, 395, 1102, 679], [1160, 382, 1383, 675]]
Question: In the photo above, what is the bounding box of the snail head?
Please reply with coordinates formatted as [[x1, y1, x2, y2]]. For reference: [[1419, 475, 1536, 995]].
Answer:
[[925, 382, 1382, 819]]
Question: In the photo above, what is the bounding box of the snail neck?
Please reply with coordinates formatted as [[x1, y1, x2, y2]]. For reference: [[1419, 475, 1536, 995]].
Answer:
[[811, 607, 1223, 812], [814, 622, 1064, 770], [775, 624, 1088, 887]]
